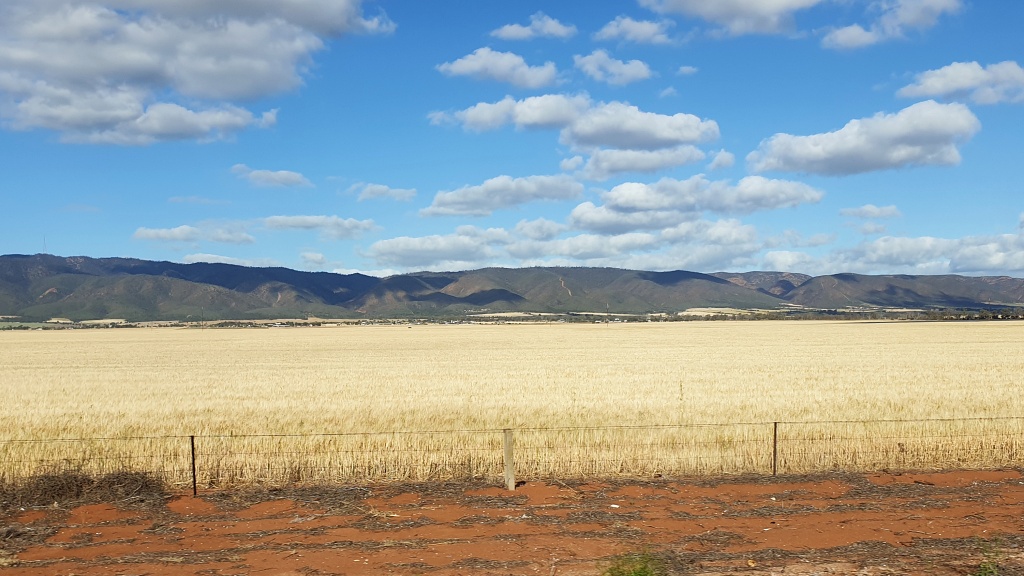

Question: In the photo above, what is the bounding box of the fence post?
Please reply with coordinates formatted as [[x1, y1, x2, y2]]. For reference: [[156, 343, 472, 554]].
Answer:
[[503, 429, 515, 491], [772, 422, 779, 476], [190, 435, 198, 497]]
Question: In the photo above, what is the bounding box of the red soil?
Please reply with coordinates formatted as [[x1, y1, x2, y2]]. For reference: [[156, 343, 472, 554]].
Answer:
[[3, 470, 1023, 575]]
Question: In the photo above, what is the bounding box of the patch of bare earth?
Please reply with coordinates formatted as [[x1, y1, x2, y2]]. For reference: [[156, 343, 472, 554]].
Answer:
[[2, 470, 1024, 575]]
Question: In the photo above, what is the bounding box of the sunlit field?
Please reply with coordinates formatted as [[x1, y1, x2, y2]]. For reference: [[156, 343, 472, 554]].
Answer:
[[3, 321, 1023, 486]]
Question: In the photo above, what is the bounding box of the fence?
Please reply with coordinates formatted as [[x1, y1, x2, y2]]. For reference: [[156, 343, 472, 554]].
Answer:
[[2, 417, 1023, 493]]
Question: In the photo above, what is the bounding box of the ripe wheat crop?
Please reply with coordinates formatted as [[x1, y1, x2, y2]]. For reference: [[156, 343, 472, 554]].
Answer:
[[2, 321, 1022, 486]]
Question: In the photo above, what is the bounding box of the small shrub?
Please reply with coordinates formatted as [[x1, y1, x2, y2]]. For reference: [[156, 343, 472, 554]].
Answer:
[[602, 551, 666, 576]]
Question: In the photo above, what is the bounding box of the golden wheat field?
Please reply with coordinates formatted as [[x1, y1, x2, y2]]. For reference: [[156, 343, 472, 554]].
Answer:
[[2, 320, 1023, 486]]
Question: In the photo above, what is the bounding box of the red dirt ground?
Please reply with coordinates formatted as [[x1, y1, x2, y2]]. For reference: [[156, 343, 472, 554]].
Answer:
[[3, 470, 1024, 575]]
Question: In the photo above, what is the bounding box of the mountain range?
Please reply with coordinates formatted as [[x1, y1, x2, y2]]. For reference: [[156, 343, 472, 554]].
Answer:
[[2, 254, 1023, 321]]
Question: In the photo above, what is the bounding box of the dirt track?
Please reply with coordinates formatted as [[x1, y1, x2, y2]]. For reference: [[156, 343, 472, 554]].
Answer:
[[3, 470, 1024, 575]]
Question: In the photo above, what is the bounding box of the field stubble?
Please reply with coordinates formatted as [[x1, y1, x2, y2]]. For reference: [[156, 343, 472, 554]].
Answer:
[[2, 321, 1023, 486]]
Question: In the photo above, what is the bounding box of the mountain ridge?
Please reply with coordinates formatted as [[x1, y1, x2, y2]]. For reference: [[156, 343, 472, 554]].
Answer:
[[2, 254, 1023, 321]]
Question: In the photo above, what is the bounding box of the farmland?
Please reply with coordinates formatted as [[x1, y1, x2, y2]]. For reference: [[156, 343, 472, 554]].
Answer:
[[2, 321, 1023, 485]]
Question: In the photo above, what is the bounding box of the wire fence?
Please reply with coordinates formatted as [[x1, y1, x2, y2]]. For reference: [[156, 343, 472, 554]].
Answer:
[[2, 417, 1022, 492]]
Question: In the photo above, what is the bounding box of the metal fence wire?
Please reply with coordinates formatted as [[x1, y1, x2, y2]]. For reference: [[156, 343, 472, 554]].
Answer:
[[2, 417, 1022, 492]]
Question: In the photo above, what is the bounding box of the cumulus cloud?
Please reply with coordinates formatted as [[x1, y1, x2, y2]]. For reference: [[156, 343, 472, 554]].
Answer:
[[207, 228, 257, 244], [859, 222, 888, 235], [840, 204, 902, 219], [430, 93, 591, 131], [594, 16, 674, 44], [560, 155, 585, 172], [640, 0, 823, 35], [431, 95, 719, 151], [491, 12, 576, 40], [422, 174, 583, 217], [0, 0, 389, 144], [264, 215, 375, 239], [708, 149, 735, 170], [677, 65, 699, 75], [133, 225, 201, 242], [133, 223, 254, 244], [299, 251, 329, 269], [510, 232, 661, 261], [763, 225, 1024, 275], [898, 61, 1024, 105], [578, 146, 705, 180], [747, 100, 980, 175], [574, 50, 652, 86], [515, 218, 566, 241], [231, 164, 312, 187], [823, 0, 962, 49], [351, 182, 417, 201], [569, 175, 822, 234], [436, 47, 557, 88], [564, 101, 719, 150], [368, 232, 497, 269]]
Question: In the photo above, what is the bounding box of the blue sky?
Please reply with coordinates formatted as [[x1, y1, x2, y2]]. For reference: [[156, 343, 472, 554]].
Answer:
[[1, 0, 1022, 277]]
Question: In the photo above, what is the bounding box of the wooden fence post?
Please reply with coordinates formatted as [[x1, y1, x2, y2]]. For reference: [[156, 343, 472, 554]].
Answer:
[[772, 422, 779, 477], [190, 435, 198, 497], [503, 429, 515, 491]]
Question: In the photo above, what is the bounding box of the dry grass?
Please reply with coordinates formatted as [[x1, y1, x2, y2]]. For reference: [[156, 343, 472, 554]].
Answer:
[[1, 321, 1022, 486]]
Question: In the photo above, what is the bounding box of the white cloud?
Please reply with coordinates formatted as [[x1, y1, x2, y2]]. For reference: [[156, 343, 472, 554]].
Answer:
[[747, 100, 980, 175], [776, 227, 1024, 275], [821, 24, 878, 49], [570, 175, 822, 234], [782, 231, 834, 247], [560, 155, 585, 172], [569, 202, 692, 234], [432, 95, 719, 151], [658, 87, 678, 98], [841, 204, 902, 219], [640, 0, 823, 35], [133, 225, 201, 242], [264, 215, 375, 239], [515, 218, 566, 241], [594, 16, 674, 44], [677, 65, 699, 75], [574, 50, 653, 86], [578, 146, 705, 180], [859, 222, 888, 235], [368, 233, 497, 269], [708, 149, 735, 170], [133, 223, 254, 244], [491, 12, 576, 40], [0, 0, 387, 143], [823, 0, 962, 49], [898, 61, 1024, 105], [422, 174, 583, 217], [300, 251, 328, 268], [182, 253, 279, 267], [563, 101, 719, 150], [207, 228, 256, 244], [232, 164, 312, 187], [603, 175, 822, 214], [436, 47, 557, 88], [352, 182, 417, 201], [432, 93, 591, 131], [512, 232, 661, 261], [762, 250, 818, 272]]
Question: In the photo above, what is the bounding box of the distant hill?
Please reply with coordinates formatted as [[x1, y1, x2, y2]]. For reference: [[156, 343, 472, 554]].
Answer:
[[781, 273, 1024, 309], [1, 254, 1022, 321], [711, 271, 812, 297]]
